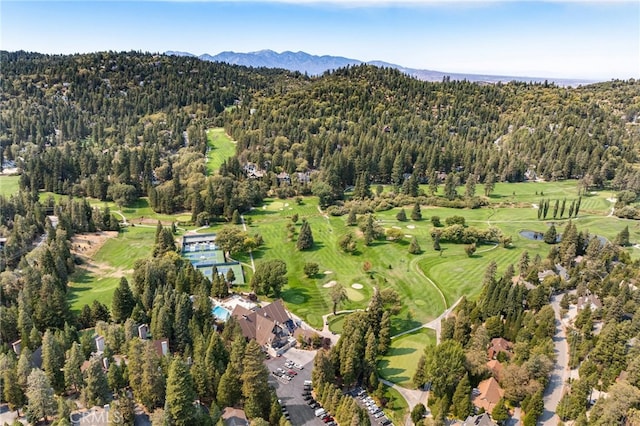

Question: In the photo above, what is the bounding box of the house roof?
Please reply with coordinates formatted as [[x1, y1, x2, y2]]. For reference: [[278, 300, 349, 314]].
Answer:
[[462, 413, 498, 426], [486, 359, 504, 380], [222, 407, 248, 426], [231, 299, 292, 347], [152, 339, 169, 357], [472, 377, 504, 412], [258, 299, 290, 324]]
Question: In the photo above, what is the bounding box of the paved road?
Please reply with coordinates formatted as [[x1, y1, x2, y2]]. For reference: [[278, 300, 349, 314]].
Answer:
[[540, 293, 570, 425]]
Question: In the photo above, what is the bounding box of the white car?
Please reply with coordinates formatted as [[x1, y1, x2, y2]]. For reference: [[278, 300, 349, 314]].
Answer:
[[294, 363, 303, 369]]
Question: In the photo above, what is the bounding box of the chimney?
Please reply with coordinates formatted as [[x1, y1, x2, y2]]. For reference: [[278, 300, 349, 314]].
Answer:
[[11, 340, 21, 356], [95, 336, 105, 353], [138, 324, 148, 340]]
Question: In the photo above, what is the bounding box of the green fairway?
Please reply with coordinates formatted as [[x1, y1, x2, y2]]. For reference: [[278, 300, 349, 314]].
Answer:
[[0, 175, 21, 196], [206, 128, 237, 175], [67, 226, 156, 311], [378, 328, 436, 388]]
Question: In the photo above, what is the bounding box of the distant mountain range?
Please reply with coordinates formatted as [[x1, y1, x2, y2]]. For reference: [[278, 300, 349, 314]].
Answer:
[[165, 49, 597, 86]]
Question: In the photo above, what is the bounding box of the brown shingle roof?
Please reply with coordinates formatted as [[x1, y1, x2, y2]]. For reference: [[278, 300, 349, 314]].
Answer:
[[472, 377, 504, 412]]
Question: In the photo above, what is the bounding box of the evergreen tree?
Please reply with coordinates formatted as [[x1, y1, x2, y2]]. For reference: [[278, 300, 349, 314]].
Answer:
[[364, 214, 375, 246], [552, 199, 559, 219], [42, 329, 65, 393], [444, 173, 458, 200], [296, 220, 314, 250], [64, 342, 85, 393], [217, 352, 243, 408], [614, 225, 630, 246], [543, 224, 558, 244], [330, 284, 348, 315], [574, 196, 582, 217], [165, 357, 197, 425], [411, 202, 422, 221], [241, 341, 271, 420], [429, 171, 439, 196], [464, 174, 476, 199], [110, 392, 136, 426], [111, 277, 136, 323], [484, 172, 496, 197], [346, 208, 357, 226], [411, 403, 426, 425], [451, 373, 472, 419], [408, 236, 421, 254], [492, 398, 509, 424], [396, 208, 407, 222], [83, 356, 110, 407], [25, 369, 56, 424], [378, 311, 391, 354], [3, 366, 25, 416], [232, 209, 241, 225]]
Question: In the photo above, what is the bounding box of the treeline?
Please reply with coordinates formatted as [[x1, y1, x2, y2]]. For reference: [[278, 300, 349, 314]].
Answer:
[[537, 197, 581, 220]]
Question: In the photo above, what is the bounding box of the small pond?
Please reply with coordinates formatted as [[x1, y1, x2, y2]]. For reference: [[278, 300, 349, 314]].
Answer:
[[519, 230, 608, 245]]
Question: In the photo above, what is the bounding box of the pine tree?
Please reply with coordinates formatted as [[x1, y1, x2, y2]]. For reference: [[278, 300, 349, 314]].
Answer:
[[241, 341, 271, 420], [451, 373, 472, 419], [543, 224, 558, 244], [42, 329, 65, 393], [615, 225, 630, 246], [64, 342, 85, 393], [411, 202, 422, 221], [3, 366, 25, 416], [111, 277, 135, 323], [378, 311, 391, 354], [408, 236, 421, 254], [165, 357, 197, 425], [492, 398, 509, 424], [346, 208, 357, 226], [83, 356, 110, 407], [553, 199, 559, 219], [232, 209, 241, 225], [364, 214, 374, 246], [296, 220, 314, 250], [25, 369, 56, 424], [110, 392, 136, 426], [574, 196, 582, 217], [396, 208, 407, 222]]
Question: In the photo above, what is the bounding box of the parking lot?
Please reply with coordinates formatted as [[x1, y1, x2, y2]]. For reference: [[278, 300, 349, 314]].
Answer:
[[348, 387, 394, 426], [265, 349, 326, 426]]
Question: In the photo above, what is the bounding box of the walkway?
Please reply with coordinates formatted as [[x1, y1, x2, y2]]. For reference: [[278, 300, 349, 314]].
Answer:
[[240, 215, 255, 272], [379, 379, 428, 426]]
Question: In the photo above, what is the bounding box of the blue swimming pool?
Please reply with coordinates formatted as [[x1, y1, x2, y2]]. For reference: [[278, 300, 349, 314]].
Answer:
[[212, 305, 231, 322]]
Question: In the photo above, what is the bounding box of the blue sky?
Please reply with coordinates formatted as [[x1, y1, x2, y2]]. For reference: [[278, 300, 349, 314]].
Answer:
[[1, 1, 638, 80]]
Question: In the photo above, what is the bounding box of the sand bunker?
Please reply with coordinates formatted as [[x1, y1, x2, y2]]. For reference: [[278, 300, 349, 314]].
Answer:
[[351, 283, 364, 289], [323, 280, 338, 288], [324, 270, 333, 274], [407, 225, 415, 229], [392, 226, 401, 230], [404, 235, 412, 238]]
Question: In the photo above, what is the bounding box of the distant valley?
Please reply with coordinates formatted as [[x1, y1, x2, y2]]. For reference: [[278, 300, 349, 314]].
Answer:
[[165, 49, 598, 86]]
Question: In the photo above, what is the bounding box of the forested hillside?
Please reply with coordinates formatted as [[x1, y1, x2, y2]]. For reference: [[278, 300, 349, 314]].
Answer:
[[2, 52, 640, 217]]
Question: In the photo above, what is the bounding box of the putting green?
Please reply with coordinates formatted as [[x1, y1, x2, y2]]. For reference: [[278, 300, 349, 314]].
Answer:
[[345, 287, 365, 301]]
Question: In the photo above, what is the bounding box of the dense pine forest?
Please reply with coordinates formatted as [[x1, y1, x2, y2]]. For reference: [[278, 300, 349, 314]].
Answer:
[[1, 51, 640, 426]]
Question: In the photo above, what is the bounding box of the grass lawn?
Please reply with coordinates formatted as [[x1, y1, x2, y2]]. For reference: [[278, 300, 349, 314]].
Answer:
[[0, 175, 21, 196], [378, 328, 436, 388], [67, 226, 156, 311], [380, 383, 409, 425], [206, 128, 237, 175]]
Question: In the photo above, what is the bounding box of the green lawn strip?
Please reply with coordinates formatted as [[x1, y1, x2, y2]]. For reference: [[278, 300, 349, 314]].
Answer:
[[378, 328, 436, 388], [0, 175, 21, 196], [68, 272, 119, 312], [380, 384, 409, 426], [206, 128, 237, 175], [67, 226, 155, 311]]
